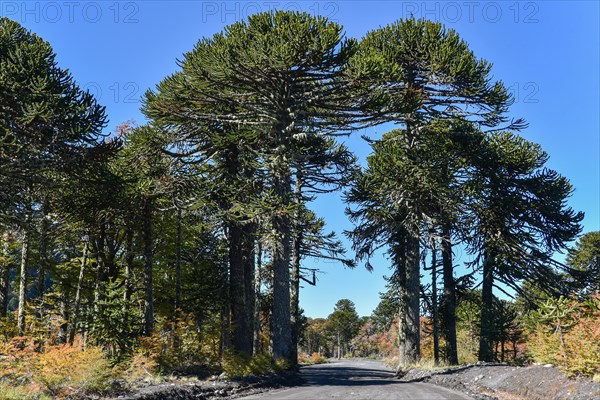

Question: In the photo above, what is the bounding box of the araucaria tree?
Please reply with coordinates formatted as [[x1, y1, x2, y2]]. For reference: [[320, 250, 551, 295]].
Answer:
[[144, 11, 357, 362], [0, 17, 108, 335], [464, 132, 582, 361], [566, 231, 600, 295], [345, 18, 520, 366]]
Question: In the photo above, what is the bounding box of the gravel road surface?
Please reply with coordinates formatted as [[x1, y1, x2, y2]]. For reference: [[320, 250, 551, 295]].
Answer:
[[239, 359, 474, 399]]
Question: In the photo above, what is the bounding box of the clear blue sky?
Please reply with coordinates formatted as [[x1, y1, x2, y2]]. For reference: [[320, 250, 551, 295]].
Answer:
[[4, 1, 598, 318]]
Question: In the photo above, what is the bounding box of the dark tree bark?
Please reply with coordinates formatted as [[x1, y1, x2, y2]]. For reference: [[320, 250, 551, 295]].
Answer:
[[142, 199, 154, 335], [441, 223, 458, 364], [401, 230, 420, 366], [430, 242, 439, 366], [220, 287, 231, 355], [58, 273, 69, 343], [37, 199, 49, 319], [243, 225, 256, 354], [271, 171, 292, 362], [174, 207, 182, 320], [221, 142, 254, 355], [123, 226, 134, 305], [0, 237, 10, 319], [395, 232, 408, 367], [290, 226, 301, 365], [253, 241, 262, 355], [479, 251, 495, 361], [228, 223, 251, 353], [397, 117, 420, 367]]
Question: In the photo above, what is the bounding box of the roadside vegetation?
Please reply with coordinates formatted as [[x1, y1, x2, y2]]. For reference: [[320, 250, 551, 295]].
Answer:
[[0, 10, 597, 399], [303, 232, 600, 379]]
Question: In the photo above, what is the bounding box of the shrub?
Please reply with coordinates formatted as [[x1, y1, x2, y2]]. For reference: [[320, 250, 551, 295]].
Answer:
[[0, 339, 116, 399], [247, 353, 274, 375], [0, 382, 50, 400], [0, 336, 38, 384], [298, 352, 327, 364], [222, 351, 280, 377], [525, 295, 600, 377], [273, 357, 292, 372], [34, 345, 115, 398], [122, 351, 159, 384], [138, 313, 208, 373], [221, 350, 251, 377]]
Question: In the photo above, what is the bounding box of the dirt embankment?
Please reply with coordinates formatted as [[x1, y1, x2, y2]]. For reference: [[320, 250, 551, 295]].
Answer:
[[399, 363, 600, 400], [106, 372, 302, 400]]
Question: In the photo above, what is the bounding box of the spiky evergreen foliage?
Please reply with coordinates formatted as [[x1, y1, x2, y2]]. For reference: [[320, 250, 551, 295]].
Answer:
[[566, 231, 600, 295], [144, 11, 358, 362], [0, 17, 109, 335], [0, 17, 107, 191], [347, 17, 522, 128], [346, 118, 482, 365], [463, 132, 583, 361], [345, 18, 523, 366]]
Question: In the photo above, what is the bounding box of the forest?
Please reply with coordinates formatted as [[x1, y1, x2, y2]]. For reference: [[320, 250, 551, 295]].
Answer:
[[0, 11, 599, 399]]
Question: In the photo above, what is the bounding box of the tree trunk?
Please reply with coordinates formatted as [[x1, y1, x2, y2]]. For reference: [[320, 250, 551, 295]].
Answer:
[[69, 239, 88, 345], [228, 223, 251, 353], [441, 222, 458, 365], [123, 226, 134, 306], [58, 273, 69, 343], [253, 241, 262, 355], [37, 199, 49, 320], [93, 227, 108, 317], [431, 242, 439, 366], [220, 258, 231, 355], [0, 237, 11, 319], [402, 230, 420, 366], [243, 226, 256, 355], [174, 207, 182, 320], [17, 222, 31, 335], [143, 199, 154, 336], [395, 233, 408, 367], [271, 171, 292, 362], [290, 173, 303, 365], [220, 300, 230, 356], [479, 251, 495, 361], [290, 232, 301, 365], [397, 117, 421, 367]]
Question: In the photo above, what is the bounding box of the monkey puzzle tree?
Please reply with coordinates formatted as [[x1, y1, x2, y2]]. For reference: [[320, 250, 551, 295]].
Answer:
[[116, 125, 176, 336], [288, 135, 357, 361], [0, 17, 107, 334], [566, 231, 600, 295], [464, 132, 583, 361], [144, 11, 357, 362], [345, 17, 523, 366], [346, 123, 468, 366], [327, 299, 360, 359], [143, 82, 265, 354]]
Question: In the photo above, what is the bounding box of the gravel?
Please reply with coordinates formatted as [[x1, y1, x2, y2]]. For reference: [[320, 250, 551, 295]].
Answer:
[[104, 371, 303, 400], [398, 362, 600, 400]]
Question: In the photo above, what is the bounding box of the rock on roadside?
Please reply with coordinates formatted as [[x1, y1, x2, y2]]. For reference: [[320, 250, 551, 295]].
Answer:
[[398, 363, 600, 400], [104, 372, 303, 400]]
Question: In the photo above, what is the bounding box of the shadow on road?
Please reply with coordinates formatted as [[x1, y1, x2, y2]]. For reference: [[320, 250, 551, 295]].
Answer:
[[300, 364, 401, 387]]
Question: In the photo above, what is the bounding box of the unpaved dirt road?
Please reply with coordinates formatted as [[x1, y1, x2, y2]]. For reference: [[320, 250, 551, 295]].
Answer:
[[239, 359, 474, 399]]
